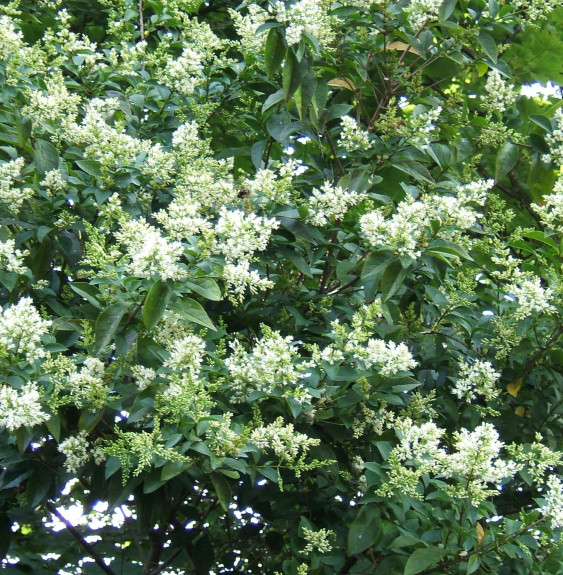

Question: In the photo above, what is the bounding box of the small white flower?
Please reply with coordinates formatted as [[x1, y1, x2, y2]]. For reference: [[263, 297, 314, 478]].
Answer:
[[0, 383, 50, 431]]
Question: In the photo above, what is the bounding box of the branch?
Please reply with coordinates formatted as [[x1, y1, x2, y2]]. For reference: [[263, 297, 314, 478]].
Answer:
[[46, 502, 117, 575]]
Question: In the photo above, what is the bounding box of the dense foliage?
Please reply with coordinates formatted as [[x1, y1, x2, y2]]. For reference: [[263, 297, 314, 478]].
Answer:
[[1, 0, 563, 573]]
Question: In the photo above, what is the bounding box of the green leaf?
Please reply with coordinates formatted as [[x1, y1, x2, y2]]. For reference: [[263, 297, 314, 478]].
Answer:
[[172, 297, 216, 330], [70, 282, 102, 308], [529, 114, 553, 132], [495, 141, 519, 181], [33, 138, 59, 175], [184, 278, 222, 301], [211, 472, 232, 511], [45, 413, 61, 442], [381, 258, 407, 301], [294, 65, 317, 123], [477, 32, 498, 62], [348, 505, 381, 555], [527, 154, 556, 202], [439, 0, 457, 21], [283, 52, 308, 100], [143, 279, 172, 330], [26, 469, 52, 507], [75, 159, 102, 177], [265, 28, 286, 78], [262, 89, 286, 113], [94, 303, 130, 355], [404, 547, 446, 575], [105, 456, 122, 479], [467, 553, 480, 574]]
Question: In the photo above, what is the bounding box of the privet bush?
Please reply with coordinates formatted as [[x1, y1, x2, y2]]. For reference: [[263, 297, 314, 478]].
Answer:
[[1, 0, 563, 573]]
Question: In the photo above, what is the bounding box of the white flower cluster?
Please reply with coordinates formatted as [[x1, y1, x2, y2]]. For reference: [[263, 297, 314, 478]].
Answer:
[[0, 383, 50, 431], [452, 360, 500, 403], [131, 365, 157, 391], [272, 0, 336, 47], [65, 357, 107, 409], [508, 434, 563, 485], [242, 161, 298, 204], [406, 0, 444, 29], [216, 207, 279, 262], [482, 70, 518, 115], [225, 327, 313, 402], [23, 72, 81, 134], [0, 238, 28, 274], [443, 423, 521, 504], [250, 416, 320, 463], [141, 143, 176, 188], [0, 158, 34, 212], [164, 334, 205, 377], [66, 98, 150, 181], [506, 273, 556, 320], [205, 413, 244, 457], [409, 106, 442, 146], [381, 420, 522, 505], [360, 199, 428, 258], [339, 116, 372, 152], [360, 180, 491, 258], [541, 475, 563, 529], [116, 219, 186, 281], [41, 169, 68, 195], [353, 339, 417, 375], [307, 181, 364, 227], [458, 179, 494, 205], [229, 5, 270, 54], [160, 46, 204, 97], [511, 0, 563, 25], [543, 108, 563, 166], [301, 527, 336, 554], [533, 176, 563, 233], [0, 297, 51, 361], [222, 260, 275, 303], [58, 431, 90, 473]]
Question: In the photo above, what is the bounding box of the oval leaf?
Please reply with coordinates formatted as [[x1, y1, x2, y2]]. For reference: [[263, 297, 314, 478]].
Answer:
[[404, 547, 446, 575], [94, 303, 130, 355], [143, 279, 172, 330]]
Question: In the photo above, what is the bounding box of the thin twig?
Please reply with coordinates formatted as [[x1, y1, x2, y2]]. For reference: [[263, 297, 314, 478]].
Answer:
[[46, 502, 117, 575]]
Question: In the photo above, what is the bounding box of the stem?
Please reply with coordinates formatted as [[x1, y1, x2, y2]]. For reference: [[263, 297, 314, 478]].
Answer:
[[46, 502, 117, 575]]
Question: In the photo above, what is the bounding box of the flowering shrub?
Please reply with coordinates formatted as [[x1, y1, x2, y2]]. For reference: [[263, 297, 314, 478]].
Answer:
[[1, 0, 563, 573]]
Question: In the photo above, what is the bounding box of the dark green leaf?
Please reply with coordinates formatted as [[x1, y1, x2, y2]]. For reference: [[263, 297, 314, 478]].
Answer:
[[381, 258, 407, 301], [404, 547, 446, 575], [265, 28, 286, 78], [211, 472, 232, 511], [143, 279, 172, 330], [33, 138, 59, 175], [348, 505, 381, 555], [75, 159, 102, 177], [477, 32, 498, 62], [495, 141, 519, 181], [94, 303, 130, 355], [184, 278, 222, 301], [171, 297, 215, 330]]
